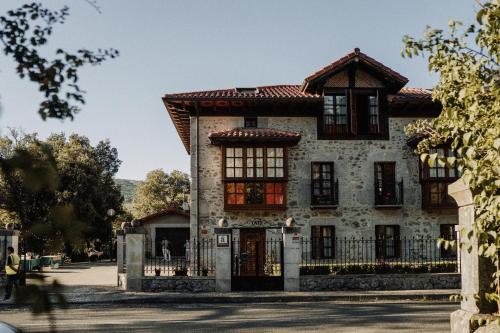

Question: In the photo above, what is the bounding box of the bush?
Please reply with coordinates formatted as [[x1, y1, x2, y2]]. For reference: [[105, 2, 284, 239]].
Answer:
[[300, 262, 457, 275]]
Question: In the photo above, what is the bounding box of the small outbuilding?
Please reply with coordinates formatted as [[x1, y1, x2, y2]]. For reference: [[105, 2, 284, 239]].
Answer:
[[136, 208, 190, 258]]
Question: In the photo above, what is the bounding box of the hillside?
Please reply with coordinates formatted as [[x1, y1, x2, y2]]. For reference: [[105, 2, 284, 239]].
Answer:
[[115, 178, 141, 203]]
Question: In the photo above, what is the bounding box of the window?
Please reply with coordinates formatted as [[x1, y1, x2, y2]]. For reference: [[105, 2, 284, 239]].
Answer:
[[223, 146, 287, 209], [425, 148, 460, 179], [311, 226, 335, 259], [440, 224, 457, 259], [320, 90, 385, 138], [244, 117, 258, 128], [368, 95, 379, 133], [225, 147, 243, 178], [375, 225, 400, 259], [374, 162, 402, 206], [311, 162, 337, 206], [421, 147, 460, 209], [266, 148, 284, 178], [323, 95, 348, 134]]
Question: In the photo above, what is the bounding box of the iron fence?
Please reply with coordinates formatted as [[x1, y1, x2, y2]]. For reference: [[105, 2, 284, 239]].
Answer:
[[301, 236, 458, 275], [144, 237, 215, 277]]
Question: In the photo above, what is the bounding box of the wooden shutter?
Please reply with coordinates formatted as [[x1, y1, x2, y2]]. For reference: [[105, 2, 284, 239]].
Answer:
[[350, 89, 357, 135]]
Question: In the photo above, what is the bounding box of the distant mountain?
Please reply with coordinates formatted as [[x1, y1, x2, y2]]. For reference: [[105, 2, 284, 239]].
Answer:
[[115, 178, 141, 203]]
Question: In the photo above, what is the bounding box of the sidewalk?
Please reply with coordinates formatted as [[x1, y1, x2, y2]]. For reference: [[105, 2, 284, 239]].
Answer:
[[10, 286, 459, 305]]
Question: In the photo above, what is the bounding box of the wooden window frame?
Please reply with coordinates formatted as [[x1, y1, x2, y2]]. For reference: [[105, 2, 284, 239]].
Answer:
[[222, 146, 288, 210], [420, 147, 460, 210], [375, 225, 401, 259], [311, 226, 335, 259], [318, 88, 388, 140], [244, 117, 258, 128], [311, 162, 337, 206]]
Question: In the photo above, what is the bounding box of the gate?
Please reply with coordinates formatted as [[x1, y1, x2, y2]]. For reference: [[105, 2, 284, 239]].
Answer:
[[231, 235, 283, 291]]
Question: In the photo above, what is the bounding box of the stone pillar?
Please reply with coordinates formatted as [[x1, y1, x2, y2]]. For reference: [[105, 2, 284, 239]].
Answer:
[[214, 228, 232, 292], [282, 227, 301, 292], [116, 230, 125, 274], [449, 180, 496, 333], [125, 232, 145, 292]]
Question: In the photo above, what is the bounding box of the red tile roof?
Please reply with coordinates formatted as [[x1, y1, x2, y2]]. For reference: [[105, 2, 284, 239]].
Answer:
[[302, 48, 408, 90], [163, 85, 429, 101], [163, 85, 320, 100], [387, 87, 433, 102], [209, 128, 302, 145], [135, 208, 189, 225]]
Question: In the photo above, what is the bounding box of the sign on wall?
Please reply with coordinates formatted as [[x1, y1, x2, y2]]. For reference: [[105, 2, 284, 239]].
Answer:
[[217, 234, 229, 247]]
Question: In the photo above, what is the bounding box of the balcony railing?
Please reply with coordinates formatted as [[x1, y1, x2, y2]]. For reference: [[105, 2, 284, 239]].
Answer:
[[374, 179, 404, 207], [321, 115, 349, 135], [311, 179, 339, 207]]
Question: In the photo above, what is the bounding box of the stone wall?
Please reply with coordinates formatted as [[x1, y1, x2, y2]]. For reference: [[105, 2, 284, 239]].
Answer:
[[142, 276, 215, 292], [191, 115, 458, 240], [300, 273, 460, 291]]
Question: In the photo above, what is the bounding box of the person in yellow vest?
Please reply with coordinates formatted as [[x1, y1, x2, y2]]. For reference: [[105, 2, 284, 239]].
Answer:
[[4, 246, 20, 301]]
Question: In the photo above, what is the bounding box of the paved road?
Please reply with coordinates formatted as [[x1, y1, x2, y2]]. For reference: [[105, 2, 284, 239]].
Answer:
[[0, 301, 456, 333]]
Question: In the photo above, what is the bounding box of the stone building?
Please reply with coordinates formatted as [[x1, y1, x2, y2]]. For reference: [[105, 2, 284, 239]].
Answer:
[[162, 48, 458, 263]]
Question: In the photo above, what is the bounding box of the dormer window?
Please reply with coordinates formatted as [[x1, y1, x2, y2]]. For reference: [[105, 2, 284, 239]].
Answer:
[[244, 117, 258, 128], [324, 95, 348, 134], [320, 89, 384, 139]]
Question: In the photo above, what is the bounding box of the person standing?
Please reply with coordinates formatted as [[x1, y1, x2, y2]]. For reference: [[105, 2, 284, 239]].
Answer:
[[161, 239, 171, 262], [4, 246, 20, 300]]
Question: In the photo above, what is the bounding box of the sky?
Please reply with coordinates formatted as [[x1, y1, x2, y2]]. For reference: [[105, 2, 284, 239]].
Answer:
[[0, 0, 478, 180]]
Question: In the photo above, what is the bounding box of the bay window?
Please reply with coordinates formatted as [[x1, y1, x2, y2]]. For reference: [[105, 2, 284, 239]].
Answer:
[[223, 146, 286, 209], [421, 147, 460, 209]]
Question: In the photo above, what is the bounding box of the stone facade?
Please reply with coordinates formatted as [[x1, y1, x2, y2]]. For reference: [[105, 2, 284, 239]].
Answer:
[[191, 115, 457, 240], [300, 273, 460, 291], [142, 276, 215, 292]]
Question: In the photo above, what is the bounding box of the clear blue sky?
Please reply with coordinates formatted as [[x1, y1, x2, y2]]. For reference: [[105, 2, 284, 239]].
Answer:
[[0, 0, 477, 180]]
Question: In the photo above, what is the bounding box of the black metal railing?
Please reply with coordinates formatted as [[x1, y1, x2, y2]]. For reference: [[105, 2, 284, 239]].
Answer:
[[311, 179, 339, 206], [301, 236, 458, 275], [374, 179, 404, 206], [321, 115, 349, 135], [144, 238, 214, 277]]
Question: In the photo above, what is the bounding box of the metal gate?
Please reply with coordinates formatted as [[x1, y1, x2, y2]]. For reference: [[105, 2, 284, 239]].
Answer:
[[231, 237, 283, 291]]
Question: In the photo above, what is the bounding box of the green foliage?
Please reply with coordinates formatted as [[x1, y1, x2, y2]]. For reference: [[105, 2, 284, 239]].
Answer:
[[115, 178, 140, 203], [0, 130, 124, 255], [131, 169, 190, 219], [0, 2, 119, 120], [299, 262, 458, 276], [403, 0, 500, 311]]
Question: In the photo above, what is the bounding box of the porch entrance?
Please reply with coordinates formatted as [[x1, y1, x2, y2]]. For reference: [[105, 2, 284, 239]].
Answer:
[[231, 228, 283, 291]]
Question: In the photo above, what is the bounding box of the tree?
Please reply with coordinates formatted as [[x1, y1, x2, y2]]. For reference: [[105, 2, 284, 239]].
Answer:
[[0, 2, 118, 120], [131, 169, 190, 219], [0, 130, 124, 255], [403, 0, 499, 312]]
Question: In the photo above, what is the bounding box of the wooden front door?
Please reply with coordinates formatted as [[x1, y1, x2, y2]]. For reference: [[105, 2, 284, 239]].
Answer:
[[239, 228, 266, 276]]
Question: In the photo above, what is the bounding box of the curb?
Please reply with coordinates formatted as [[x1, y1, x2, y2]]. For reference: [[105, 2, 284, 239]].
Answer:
[[0, 292, 457, 308]]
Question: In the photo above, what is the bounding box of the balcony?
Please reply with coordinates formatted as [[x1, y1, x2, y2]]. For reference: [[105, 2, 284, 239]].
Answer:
[[311, 179, 339, 209], [374, 179, 404, 208]]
